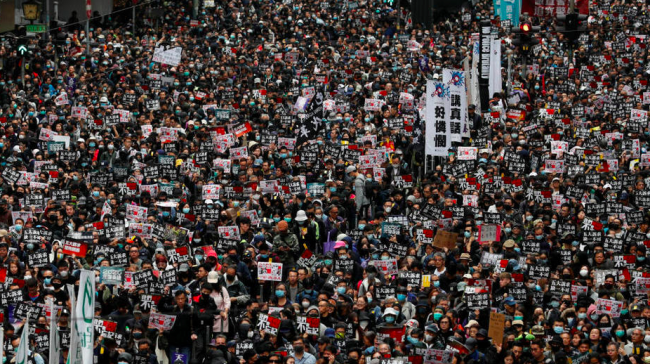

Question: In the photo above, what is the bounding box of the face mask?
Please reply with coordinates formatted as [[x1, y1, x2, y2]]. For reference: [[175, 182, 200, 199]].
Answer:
[[302, 301, 310, 308], [397, 294, 406, 301], [385, 316, 395, 323], [330, 187, 337, 192], [93, 191, 100, 197], [384, 206, 392, 213], [536, 235, 544, 240], [162, 211, 170, 217], [358, 224, 365, 230], [639, 256, 647, 261], [578, 313, 587, 319], [337, 287, 346, 294], [284, 217, 292, 223], [324, 259, 333, 266], [273, 217, 281, 223], [554, 327, 563, 334], [316, 214, 322, 219], [457, 282, 467, 291], [381, 256, 390, 261], [550, 301, 560, 308], [425, 334, 433, 342], [372, 253, 379, 260], [591, 314, 599, 321], [645, 335, 650, 344], [14, 225, 22, 231], [133, 332, 143, 339], [294, 345, 304, 353], [433, 281, 440, 288], [621, 309, 629, 315], [368, 234, 375, 240], [275, 290, 285, 298], [60, 270, 69, 278], [27, 243, 34, 250], [505, 227, 512, 233], [526, 215, 533, 221], [367, 297, 372, 304], [182, 207, 190, 213], [433, 313, 443, 321], [464, 231, 471, 238]]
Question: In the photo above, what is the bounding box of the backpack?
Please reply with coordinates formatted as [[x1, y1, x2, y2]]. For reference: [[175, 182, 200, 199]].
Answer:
[[365, 180, 378, 200]]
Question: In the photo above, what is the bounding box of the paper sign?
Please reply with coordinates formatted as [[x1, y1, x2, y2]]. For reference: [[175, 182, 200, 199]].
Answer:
[[99, 267, 124, 285], [61, 240, 88, 258], [433, 230, 458, 249], [595, 298, 623, 318], [258, 262, 283, 281], [152, 47, 183, 66], [478, 224, 501, 243], [372, 259, 398, 276], [488, 312, 505, 344], [126, 205, 148, 223], [148, 312, 177, 330], [457, 147, 478, 160]]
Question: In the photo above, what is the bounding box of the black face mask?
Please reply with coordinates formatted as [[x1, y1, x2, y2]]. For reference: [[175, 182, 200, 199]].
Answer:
[[201, 293, 210, 300]]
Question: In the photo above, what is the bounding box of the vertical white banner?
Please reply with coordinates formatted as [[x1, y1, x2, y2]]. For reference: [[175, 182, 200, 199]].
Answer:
[[443, 69, 468, 142], [67, 285, 79, 364], [16, 320, 29, 364], [489, 37, 503, 98], [425, 81, 452, 157], [49, 298, 60, 364], [77, 270, 96, 364], [0, 327, 4, 364]]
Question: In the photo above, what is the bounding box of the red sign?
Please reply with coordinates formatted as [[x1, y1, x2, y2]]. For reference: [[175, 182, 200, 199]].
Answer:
[[62, 240, 88, 258]]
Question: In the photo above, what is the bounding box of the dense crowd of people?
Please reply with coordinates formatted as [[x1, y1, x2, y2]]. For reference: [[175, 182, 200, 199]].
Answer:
[[1, 0, 650, 364]]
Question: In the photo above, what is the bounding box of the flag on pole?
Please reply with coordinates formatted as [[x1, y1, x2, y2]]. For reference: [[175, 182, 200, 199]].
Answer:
[[16, 320, 29, 364], [86, 0, 92, 19], [77, 270, 96, 364], [100, 200, 111, 221]]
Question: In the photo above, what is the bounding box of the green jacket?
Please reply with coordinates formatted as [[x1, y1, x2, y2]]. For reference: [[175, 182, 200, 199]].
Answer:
[[273, 232, 299, 265]]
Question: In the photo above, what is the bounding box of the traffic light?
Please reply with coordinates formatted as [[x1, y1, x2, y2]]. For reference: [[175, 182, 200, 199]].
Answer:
[[558, 13, 587, 42], [514, 21, 538, 52], [566, 13, 578, 31], [17, 38, 28, 56]]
